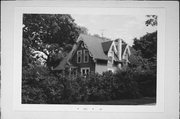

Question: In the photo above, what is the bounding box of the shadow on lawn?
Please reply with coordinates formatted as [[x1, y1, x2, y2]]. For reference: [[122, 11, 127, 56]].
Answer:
[[73, 97, 156, 105]]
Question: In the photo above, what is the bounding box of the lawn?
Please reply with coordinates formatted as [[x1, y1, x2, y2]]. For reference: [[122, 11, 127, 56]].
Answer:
[[73, 97, 156, 105]]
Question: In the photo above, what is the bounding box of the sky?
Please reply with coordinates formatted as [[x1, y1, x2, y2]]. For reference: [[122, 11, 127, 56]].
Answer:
[[72, 15, 157, 46]]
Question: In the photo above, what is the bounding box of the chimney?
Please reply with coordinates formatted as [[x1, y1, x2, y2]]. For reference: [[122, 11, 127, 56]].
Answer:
[[118, 38, 122, 61], [117, 38, 122, 69]]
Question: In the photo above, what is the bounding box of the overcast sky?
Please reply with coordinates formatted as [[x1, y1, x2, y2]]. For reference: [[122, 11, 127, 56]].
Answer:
[[72, 15, 157, 46]]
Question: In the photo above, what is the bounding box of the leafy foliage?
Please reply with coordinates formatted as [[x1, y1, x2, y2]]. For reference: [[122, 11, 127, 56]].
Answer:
[[22, 66, 157, 104], [135, 70, 156, 97], [23, 14, 87, 68], [133, 31, 157, 61], [22, 14, 157, 104], [132, 19, 157, 97], [145, 15, 157, 26], [132, 31, 157, 73]]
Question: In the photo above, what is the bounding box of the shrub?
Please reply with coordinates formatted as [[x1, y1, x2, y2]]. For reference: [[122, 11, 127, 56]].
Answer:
[[113, 68, 142, 99], [22, 66, 156, 104], [134, 70, 156, 97], [22, 66, 48, 104], [86, 72, 112, 101]]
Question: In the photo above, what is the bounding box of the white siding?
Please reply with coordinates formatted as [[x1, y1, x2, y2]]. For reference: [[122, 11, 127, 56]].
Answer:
[[95, 63, 118, 74], [95, 63, 108, 74]]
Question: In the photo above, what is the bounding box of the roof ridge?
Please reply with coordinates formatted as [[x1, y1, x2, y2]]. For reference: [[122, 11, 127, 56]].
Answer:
[[78, 34, 108, 60]]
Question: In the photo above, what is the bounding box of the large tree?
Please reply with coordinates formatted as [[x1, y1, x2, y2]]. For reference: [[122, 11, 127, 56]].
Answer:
[[22, 14, 87, 68], [145, 15, 157, 26], [133, 31, 157, 62], [132, 15, 157, 70]]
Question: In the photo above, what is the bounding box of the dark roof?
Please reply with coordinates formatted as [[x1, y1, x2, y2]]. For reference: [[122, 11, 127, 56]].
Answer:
[[122, 43, 127, 55], [102, 41, 113, 54], [54, 34, 111, 70], [54, 34, 132, 70], [77, 34, 109, 60]]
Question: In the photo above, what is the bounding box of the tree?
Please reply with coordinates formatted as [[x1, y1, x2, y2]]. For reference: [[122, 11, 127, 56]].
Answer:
[[133, 31, 157, 62], [145, 15, 157, 26], [131, 16, 157, 97], [22, 14, 87, 68], [132, 15, 157, 70]]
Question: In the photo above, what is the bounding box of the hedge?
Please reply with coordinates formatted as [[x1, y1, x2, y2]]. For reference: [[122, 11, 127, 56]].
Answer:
[[22, 66, 156, 104]]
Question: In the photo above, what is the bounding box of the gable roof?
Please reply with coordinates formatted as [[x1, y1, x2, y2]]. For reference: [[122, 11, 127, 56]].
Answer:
[[122, 43, 127, 56], [53, 34, 137, 70], [54, 34, 111, 70], [102, 41, 113, 54], [114, 39, 127, 56], [77, 34, 109, 60]]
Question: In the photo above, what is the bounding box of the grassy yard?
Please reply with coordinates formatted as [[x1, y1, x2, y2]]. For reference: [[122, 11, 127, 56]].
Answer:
[[73, 97, 156, 105]]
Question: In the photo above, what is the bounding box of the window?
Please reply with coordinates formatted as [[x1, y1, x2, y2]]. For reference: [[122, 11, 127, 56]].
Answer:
[[84, 50, 89, 63], [77, 50, 82, 63], [108, 56, 113, 64], [81, 67, 90, 76]]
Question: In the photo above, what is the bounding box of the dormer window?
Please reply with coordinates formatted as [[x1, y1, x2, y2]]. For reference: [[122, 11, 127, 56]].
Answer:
[[77, 50, 82, 63], [84, 50, 89, 63]]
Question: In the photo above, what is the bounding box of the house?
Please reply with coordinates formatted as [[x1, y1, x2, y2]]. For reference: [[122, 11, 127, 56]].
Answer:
[[53, 34, 137, 76]]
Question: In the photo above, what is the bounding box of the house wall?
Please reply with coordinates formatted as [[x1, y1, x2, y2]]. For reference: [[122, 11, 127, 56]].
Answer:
[[106, 41, 119, 72], [70, 41, 96, 74], [95, 59, 119, 74], [95, 63, 108, 74], [95, 60, 108, 74], [107, 63, 119, 73], [70, 40, 122, 75]]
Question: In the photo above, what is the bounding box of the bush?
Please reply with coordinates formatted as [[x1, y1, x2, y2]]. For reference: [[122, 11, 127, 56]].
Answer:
[[134, 70, 156, 97], [22, 66, 48, 104], [113, 68, 142, 99], [22, 66, 156, 104], [86, 72, 112, 101]]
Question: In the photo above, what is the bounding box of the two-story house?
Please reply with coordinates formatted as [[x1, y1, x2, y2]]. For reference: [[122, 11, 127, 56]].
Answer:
[[53, 34, 134, 76]]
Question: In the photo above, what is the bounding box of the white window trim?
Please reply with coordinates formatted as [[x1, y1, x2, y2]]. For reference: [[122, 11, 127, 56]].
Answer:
[[81, 67, 90, 75], [83, 50, 89, 63], [77, 50, 82, 63]]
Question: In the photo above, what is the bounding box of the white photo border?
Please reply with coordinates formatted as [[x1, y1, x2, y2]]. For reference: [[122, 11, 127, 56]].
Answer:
[[13, 7, 165, 112]]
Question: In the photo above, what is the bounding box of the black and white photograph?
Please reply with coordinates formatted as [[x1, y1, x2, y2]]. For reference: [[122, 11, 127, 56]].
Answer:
[[1, 1, 179, 119], [22, 14, 157, 105]]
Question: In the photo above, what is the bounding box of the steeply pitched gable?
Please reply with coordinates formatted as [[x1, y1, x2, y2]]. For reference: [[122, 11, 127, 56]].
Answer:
[[53, 34, 138, 71], [102, 41, 113, 54], [77, 34, 109, 60], [122, 43, 127, 56]]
